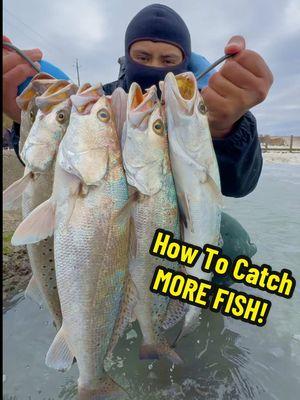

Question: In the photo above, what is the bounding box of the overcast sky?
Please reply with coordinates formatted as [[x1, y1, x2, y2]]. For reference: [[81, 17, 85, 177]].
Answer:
[[3, 0, 300, 136]]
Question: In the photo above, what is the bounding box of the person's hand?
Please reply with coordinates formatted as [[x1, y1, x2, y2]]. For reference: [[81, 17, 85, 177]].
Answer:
[[201, 35, 273, 138], [3, 36, 42, 123]]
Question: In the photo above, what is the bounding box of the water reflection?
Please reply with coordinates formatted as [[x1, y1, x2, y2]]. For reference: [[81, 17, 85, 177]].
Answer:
[[104, 310, 266, 400]]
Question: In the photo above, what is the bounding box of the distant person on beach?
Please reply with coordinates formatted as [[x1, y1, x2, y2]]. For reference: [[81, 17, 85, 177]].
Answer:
[[3, 4, 273, 198]]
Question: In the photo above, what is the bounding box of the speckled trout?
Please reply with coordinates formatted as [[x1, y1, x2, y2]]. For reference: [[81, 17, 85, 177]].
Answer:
[[5, 79, 77, 329], [163, 72, 222, 341], [110, 83, 182, 364], [12, 84, 130, 399]]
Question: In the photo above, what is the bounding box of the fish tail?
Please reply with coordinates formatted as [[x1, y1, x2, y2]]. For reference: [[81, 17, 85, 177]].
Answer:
[[78, 375, 130, 400], [173, 307, 201, 346], [139, 341, 183, 365]]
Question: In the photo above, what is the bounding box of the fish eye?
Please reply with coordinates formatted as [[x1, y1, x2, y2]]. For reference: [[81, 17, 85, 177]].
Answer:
[[198, 101, 207, 115], [97, 108, 110, 122], [152, 118, 164, 136], [29, 108, 35, 123], [56, 110, 67, 123]]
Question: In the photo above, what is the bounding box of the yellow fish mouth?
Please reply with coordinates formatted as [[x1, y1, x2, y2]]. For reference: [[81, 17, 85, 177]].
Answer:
[[130, 83, 157, 112], [175, 73, 196, 100]]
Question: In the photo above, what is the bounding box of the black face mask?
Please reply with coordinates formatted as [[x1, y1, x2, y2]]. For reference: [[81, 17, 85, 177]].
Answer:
[[124, 4, 191, 94], [125, 55, 189, 95]]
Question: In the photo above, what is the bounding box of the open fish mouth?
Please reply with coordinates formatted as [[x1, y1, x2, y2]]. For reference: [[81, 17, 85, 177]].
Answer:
[[165, 72, 197, 99], [164, 72, 198, 116]]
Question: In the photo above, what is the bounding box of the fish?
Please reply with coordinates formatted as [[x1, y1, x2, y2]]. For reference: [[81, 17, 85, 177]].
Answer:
[[16, 72, 56, 154], [5, 79, 77, 329], [110, 82, 182, 364], [12, 84, 130, 399], [163, 71, 222, 342]]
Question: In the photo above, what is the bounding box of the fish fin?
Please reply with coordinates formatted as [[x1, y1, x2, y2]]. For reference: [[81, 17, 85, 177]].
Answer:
[[206, 174, 223, 207], [113, 190, 139, 226], [177, 191, 192, 232], [162, 299, 189, 331], [139, 341, 183, 365], [106, 277, 139, 360], [78, 375, 130, 400], [46, 326, 74, 371], [3, 172, 32, 210], [11, 198, 55, 245], [25, 276, 43, 306]]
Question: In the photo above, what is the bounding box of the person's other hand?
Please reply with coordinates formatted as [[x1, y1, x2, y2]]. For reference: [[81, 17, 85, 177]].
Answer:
[[201, 35, 273, 138], [3, 36, 42, 123]]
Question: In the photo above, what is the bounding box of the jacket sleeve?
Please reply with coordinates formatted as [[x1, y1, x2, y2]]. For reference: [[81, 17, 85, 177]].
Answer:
[[11, 122, 25, 166], [212, 111, 263, 198]]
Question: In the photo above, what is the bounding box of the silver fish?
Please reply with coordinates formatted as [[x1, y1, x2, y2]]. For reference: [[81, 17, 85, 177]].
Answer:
[[163, 71, 222, 341], [12, 84, 130, 399], [5, 80, 77, 328], [111, 83, 182, 364]]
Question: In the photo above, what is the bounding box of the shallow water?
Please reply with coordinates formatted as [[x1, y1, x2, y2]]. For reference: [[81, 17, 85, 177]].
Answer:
[[3, 163, 300, 400]]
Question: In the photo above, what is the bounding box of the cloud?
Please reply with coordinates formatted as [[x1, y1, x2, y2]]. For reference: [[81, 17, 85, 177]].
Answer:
[[3, 0, 300, 136], [46, 0, 108, 48]]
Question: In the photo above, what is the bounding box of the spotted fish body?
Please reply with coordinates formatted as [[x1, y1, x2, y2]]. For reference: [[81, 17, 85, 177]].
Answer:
[[163, 72, 222, 340], [119, 83, 182, 364], [6, 79, 78, 329], [13, 84, 131, 399]]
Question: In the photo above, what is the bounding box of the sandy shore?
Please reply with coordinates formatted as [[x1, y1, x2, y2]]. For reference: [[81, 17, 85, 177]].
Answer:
[[262, 151, 300, 164]]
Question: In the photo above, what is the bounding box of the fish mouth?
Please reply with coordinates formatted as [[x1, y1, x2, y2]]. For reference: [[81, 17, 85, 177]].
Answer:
[[165, 72, 197, 100], [129, 83, 157, 111], [127, 83, 158, 128], [70, 83, 103, 114]]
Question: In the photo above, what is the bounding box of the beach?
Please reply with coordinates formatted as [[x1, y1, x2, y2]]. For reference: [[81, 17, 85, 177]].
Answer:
[[262, 150, 300, 164]]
